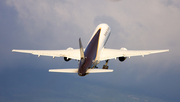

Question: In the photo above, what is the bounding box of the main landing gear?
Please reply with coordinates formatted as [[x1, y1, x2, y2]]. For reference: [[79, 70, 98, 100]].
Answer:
[[102, 60, 109, 69]]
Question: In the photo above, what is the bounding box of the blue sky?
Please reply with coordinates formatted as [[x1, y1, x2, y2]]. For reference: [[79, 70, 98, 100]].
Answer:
[[1, 0, 180, 102]]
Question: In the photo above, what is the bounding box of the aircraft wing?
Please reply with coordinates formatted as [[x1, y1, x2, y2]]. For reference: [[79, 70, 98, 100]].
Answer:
[[12, 49, 80, 60], [100, 48, 169, 61]]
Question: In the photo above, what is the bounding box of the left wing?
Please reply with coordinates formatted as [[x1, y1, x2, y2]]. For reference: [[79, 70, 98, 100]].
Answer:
[[100, 48, 169, 61], [12, 49, 80, 60]]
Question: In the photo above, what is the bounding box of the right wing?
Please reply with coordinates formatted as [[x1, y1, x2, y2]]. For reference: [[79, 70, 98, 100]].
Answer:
[[12, 49, 80, 60], [100, 48, 169, 61]]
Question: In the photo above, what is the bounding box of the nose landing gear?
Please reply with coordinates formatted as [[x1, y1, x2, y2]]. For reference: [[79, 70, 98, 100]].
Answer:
[[102, 60, 109, 69]]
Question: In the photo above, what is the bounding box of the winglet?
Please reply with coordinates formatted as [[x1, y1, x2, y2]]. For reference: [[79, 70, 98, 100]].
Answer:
[[79, 38, 85, 59]]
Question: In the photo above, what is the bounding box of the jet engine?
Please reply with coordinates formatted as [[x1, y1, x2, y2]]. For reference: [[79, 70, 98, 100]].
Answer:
[[118, 47, 127, 62], [118, 57, 127, 62], [64, 57, 71, 61], [63, 47, 73, 61]]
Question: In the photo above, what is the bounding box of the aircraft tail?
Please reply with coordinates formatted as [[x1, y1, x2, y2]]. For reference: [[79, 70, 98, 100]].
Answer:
[[79, 38, 85, 59], [49, 69, 78, 73], [49, 69, 113, 73], [87, 69, 113, 73]]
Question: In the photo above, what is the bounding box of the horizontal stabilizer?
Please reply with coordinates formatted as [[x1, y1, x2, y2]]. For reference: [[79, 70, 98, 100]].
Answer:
[[87, 69, 113, 73], [49, 69, 78, 73], [49, 69, 113, 73]]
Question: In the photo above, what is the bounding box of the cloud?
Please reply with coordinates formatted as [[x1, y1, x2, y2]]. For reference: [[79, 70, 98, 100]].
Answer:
[[108, 0, 121, 2], [4, 0, 180, 77], [2, 0, 180, 101], [6, 0, 180, 48], [5, 0, 180, 84]]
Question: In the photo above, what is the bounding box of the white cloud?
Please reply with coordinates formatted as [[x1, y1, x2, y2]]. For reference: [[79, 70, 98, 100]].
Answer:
[[6, 0, 180, 79]]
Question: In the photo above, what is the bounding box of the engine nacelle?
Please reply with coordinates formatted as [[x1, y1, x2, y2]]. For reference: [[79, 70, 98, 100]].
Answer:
[[67, 47, 74, 50], [118, 57, 127, 62], [120, 47, 127, 50], [64, 57, 71, 61]]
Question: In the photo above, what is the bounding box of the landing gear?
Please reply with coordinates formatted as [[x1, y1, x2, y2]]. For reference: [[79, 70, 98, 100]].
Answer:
[[102, 60, 109, 69]]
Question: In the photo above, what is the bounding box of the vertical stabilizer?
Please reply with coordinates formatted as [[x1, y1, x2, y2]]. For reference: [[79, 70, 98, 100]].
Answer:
[[79, 38, 85, 59]]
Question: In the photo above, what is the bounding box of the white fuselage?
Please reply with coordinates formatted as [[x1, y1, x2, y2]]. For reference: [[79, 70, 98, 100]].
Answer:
[[88, 23, 111, 64], [78, 23, 111, 76]]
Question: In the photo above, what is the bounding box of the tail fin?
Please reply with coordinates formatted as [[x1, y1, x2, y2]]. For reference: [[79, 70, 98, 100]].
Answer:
[[79, 38, 85, 59]]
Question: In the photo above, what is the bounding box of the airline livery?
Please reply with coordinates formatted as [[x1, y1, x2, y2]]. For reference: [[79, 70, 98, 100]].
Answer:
[[12, 23, 169, 76]]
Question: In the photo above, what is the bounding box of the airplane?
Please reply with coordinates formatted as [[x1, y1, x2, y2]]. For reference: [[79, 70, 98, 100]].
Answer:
[[12, 23, 169, 76]]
